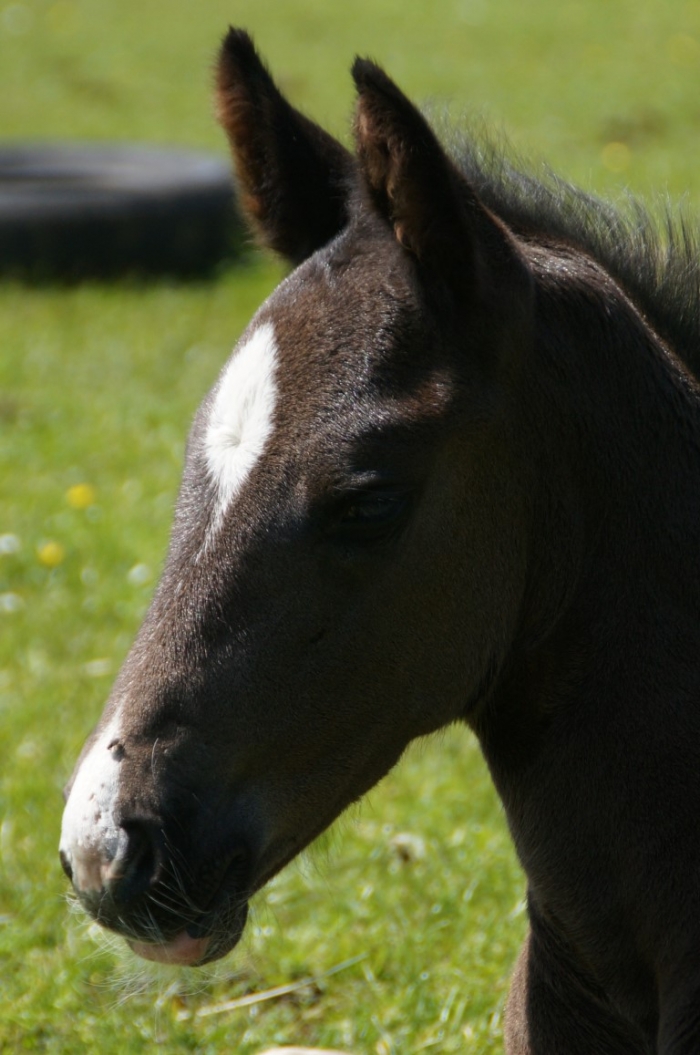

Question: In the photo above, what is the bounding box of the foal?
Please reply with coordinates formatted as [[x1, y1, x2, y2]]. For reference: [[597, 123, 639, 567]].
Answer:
[[60, 29, 700, 1055]]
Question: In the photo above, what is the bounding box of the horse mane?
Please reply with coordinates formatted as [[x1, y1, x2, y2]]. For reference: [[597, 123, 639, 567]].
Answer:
[[450, 134, 700, 374]]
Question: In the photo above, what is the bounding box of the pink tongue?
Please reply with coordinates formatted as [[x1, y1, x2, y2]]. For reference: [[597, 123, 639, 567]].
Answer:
[[130, 931, 210, 966]]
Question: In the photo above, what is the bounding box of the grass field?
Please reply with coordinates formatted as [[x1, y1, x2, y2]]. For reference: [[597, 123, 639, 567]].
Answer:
[[1, 1, 699, 1052]]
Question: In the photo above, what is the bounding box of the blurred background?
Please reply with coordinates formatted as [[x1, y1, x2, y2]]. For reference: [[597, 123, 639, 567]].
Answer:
[[3, 0, 699, 192], [0, 2, 698, 1052]]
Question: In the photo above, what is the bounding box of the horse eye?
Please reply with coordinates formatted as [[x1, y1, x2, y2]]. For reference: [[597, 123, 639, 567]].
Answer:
[[332, 490, 411, 543], [343, 495, 400, 522]]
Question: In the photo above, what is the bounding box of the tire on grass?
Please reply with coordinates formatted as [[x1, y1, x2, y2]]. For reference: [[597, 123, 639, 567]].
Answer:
[[0, 142, 242, 280]]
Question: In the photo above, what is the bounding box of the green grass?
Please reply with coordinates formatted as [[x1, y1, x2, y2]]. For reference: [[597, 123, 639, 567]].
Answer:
[[1, 1, 699, 1052]]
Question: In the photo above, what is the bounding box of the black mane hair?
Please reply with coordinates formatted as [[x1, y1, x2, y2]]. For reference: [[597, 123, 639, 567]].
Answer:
[[451, 136, 700, 374]]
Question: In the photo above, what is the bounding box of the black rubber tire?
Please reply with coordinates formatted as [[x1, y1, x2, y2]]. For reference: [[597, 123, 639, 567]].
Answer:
[[0, 143, 242, 279]]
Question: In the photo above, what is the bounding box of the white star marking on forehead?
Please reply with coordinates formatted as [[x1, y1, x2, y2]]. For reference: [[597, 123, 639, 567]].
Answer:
[[205, 321, 279, 535]]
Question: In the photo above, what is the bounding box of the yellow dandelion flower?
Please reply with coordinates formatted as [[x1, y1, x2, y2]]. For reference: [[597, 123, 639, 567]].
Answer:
[[66, 483, 96, 510], [666, 34, 699, 67], [601, 142, 631, 173], [38, 541, 66, 567], [46, 1, 78, 35]]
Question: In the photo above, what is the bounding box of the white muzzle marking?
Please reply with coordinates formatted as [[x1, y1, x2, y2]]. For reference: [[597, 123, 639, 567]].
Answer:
[[59, 719, 122, 894]]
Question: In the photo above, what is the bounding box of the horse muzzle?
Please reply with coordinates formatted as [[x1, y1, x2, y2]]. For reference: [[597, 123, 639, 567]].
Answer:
[[60, 810, 251, 965], [59, 723, 253, 965]]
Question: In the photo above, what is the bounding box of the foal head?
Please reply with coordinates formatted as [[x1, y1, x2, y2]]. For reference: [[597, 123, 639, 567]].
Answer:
[[59, 30, 535, 965]]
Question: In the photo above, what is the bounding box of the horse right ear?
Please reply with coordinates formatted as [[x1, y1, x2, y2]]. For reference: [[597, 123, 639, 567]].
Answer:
[[352, 58, 531, 317], [216, 29, 354, 265]]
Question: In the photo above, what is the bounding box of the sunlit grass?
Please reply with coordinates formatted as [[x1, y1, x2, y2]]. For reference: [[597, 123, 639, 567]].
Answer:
[[1, 0, 699, 1051]]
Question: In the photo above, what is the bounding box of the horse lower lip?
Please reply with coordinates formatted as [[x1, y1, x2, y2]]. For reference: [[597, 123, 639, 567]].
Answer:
[[130, 931, 210, 966]]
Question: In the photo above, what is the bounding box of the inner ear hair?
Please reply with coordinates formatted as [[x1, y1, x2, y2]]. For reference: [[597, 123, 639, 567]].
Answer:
[[352, 58, 477, 270], [351, 55, 534, 322], [216, 28, 354, 264]]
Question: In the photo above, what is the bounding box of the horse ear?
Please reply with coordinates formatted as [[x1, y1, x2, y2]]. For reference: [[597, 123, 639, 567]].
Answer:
[[216, 29, 354, 265], [352, 59, 516, 299]]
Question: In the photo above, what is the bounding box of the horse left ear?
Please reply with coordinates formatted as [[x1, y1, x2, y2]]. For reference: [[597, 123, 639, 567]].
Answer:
[[352, 59, 522, 302], [216, 28, 354, 265]]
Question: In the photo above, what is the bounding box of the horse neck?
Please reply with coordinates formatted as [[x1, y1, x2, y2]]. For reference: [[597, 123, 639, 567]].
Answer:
[[528, 251, 700, 563], [481, 258, 700, 766]]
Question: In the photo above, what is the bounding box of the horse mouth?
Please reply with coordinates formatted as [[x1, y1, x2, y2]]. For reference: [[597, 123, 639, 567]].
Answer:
[[128, 897, 249, 966], [125, 833, 309, 965], [118, 847, 251, 966], [123, 781, 366, 966]]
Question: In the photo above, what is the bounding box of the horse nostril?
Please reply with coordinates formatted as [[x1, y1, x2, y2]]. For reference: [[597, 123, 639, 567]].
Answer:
[[105, 821, 162, 906], [59, 849, 73, 882]]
